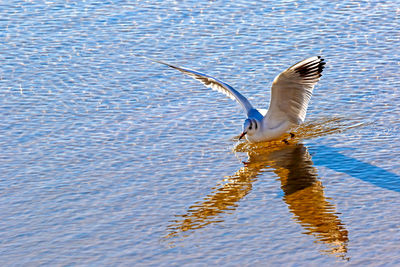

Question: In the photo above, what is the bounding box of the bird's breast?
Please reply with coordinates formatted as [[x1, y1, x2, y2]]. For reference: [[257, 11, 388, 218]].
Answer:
[[246, 121, 293, 143]]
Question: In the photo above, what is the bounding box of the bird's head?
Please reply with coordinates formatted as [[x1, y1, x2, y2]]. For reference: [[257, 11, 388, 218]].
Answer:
[[239, 119, 257, 140]]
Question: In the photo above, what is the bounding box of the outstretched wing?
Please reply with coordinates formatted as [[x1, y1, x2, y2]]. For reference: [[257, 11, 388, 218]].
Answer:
[[147, 58, 254, 115], [264, 56, 325, 128]]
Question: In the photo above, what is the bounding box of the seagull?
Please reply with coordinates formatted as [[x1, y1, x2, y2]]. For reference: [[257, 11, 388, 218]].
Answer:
[[148, 56, 325, 143]]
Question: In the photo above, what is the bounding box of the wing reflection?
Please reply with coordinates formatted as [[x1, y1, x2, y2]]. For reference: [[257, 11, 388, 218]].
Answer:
[[263, 144, 349, 259], [166, 142, 348, 259], [165, 157, 258, 237]]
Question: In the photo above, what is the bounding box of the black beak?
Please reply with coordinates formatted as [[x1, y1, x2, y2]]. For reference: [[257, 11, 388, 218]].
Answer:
[[239, 132, 247, 140]]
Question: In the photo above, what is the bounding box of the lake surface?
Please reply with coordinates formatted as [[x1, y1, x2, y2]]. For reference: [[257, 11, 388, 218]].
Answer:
[[1, 0, 400, 266]]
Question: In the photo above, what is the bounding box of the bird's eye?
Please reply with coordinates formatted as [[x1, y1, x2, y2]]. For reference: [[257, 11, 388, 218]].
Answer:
[[249, 125, 252, 130]]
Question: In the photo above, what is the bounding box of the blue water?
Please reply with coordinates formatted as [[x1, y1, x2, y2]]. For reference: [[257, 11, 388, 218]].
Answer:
[[1, 0, 400, 265]]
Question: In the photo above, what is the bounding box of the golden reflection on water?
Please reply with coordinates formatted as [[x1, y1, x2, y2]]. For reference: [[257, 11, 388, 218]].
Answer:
[[165, 117, 360, 259]]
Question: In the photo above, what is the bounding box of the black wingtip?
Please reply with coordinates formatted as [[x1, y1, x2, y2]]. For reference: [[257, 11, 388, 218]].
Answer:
[[319, 58, 326, 73], [295, 56, 326, 77]]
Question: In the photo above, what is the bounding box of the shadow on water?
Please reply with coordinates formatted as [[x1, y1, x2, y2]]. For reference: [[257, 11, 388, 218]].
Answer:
[[297, 117, 400, 192], [310, 146, 400, 192], [163, 117, 399, 259]]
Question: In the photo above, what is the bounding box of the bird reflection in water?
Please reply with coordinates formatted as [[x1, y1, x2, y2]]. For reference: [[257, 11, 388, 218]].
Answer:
[[165, 132, 349, 259]]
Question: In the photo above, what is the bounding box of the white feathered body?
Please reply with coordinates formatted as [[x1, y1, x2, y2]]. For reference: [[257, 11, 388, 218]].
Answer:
[[245, 56, 325, 142]]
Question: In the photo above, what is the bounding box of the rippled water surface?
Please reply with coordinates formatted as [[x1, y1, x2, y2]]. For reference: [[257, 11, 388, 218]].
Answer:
[[1, 0, 400, 266]]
